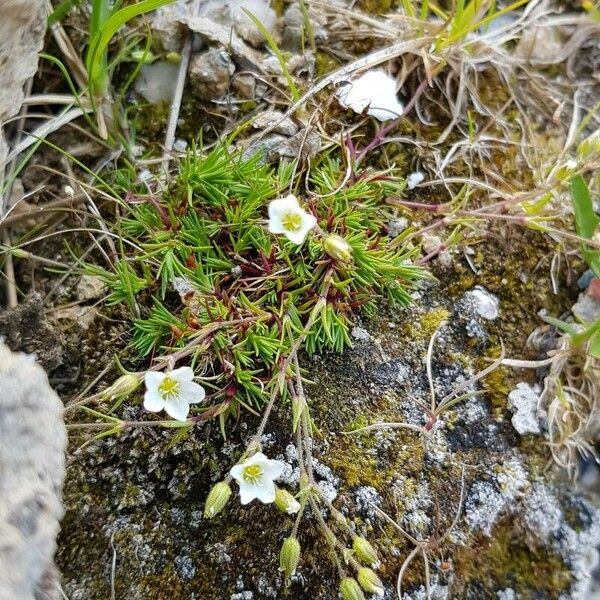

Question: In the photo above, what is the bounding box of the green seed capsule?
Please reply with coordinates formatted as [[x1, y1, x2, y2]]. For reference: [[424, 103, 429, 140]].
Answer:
[[204, 481, 231, 518], [352, 537, 380, 568], [279, 536, 301, 581], [274, 488, 301, 514], [101, 373, 141, 402], [323, 234, 353, 263], [339, 577, 365, 600], [357, 568, 384, 597]]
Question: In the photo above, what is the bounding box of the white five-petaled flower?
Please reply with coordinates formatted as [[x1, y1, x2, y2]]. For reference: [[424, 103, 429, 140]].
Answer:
[[268, 194, 317, 245], [335, 70, 404, 122], [230, 452, 285, 505], [144, 367, 206, 422]]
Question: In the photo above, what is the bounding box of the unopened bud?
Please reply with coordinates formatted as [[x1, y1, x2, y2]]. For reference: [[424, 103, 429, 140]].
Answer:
[[101, 373, 141, 401], [323, 234, 353, 262], [275, 488, 301, 514], [339, 577, 365, 600], [130, 49, 157, 64], [357, 568, 384, 597], [578, 131, 600, 159], [204, 481, 231, 518], [352, 537, 380, 569], [555, 159, 578, 182], [279, 536, 301, 581], [166, 51, 181, 64]]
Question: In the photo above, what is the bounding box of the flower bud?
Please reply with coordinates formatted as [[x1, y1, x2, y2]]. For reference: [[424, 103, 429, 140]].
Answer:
[[339, 577, 365, 600], [166, 51, 181, 64], [357, 568, 384, 597], [204, 481, 232, 518], [352, 537, 380, 568], [578, 131, 600, 159], [130, 49, 157, 64], [323, 234, 353, 262], [554, 159, 578, 182], [101, 373, 141, 402], [279, 536, 301, 580], [274, 488, 301, 514]]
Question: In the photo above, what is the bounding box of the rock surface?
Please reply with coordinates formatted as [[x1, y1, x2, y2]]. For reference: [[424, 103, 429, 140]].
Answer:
[[0, 0, 47, 213], [57, 233, 600, 599], [0, 344, 67, 600]]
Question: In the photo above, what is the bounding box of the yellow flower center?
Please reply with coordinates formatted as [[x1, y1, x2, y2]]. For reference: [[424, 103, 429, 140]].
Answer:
[[159, 376, 180, 399], [243, 464, 263, 484], [282, 211, 302, 232]]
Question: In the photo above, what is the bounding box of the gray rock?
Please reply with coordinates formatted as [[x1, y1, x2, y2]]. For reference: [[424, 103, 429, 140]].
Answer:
[[0, 344, 66, 600], [464, 286, 500, 321], [0, 0, 46, 215], [507, 382, 542, 435], [231, 0, 278, 48], [75, 275, 107, 302], [252, 110, 298, 136], [572, 291, 600, 324], [189, 48, 235, 99]]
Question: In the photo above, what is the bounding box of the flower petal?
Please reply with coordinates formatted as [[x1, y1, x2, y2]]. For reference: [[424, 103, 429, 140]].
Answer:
[[285, 228, 309, 245], [170, 366, 194, 382], [268, 196, 299, 233], [254, 479, 277, 504], [268, 216, 286, 234], [179, 380, 206, 404], [335, 70, 403, 122], [164, 397, 190, 421], [268, 195, 299, 220], [238, 481, 259, 505], [262, 458, 285, 480], [144, 371, 165, 392], [368, 103, 403, 122], [143, 390, 165, 413], [247, 452, 268, 465], [230, 463, 244, 482]]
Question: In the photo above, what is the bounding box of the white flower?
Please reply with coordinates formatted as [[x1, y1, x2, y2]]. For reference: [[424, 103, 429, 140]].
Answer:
[[230, 452, 285, 505], [268, 194, 317, 245], [407, 171, 425, 190], [335, 70, 404, 122], [565, 159, 577, 170], [143, 367, 206, 421]]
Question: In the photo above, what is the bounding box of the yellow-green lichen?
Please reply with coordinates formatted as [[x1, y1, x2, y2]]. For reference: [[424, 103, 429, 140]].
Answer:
[[408, 307, 451, 341]]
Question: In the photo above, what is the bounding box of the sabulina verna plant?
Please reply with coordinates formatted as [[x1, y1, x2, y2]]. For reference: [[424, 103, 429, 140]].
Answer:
[[80, 146, 425, 591]]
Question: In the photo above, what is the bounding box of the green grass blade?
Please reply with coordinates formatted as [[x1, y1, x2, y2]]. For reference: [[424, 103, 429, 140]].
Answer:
[[242, 8, 300, 102], [48, 0, 82, 25], [86, 0, 174, 92], [570, 174, 600, 276]]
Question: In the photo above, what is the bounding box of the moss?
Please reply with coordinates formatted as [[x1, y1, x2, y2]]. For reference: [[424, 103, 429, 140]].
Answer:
[[454, 523, 572, 597], [358, 0, 398, 13], [138, 569, 187, 600], [315, 51, 341, 78], [131, 101, 170, 149], [480, 360, 512, 418], [408, 307, 451, 341]]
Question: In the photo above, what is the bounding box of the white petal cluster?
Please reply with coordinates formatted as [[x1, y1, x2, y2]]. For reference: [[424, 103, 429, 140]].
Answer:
[[407, 171, 425, 190], [144, 367, 206, 421], [230, 452, 285, 505], [336, 70, 404, 122], [268, 194, 317, 244]]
